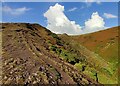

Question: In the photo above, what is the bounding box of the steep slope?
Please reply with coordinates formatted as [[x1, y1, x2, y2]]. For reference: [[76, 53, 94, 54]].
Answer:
[[59, 27, 118, 84], [71, 27, 118, 63], [1, 23, 98, 85]]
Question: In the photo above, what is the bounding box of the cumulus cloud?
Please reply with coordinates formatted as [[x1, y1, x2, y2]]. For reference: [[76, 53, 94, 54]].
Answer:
[[2, 6, 31, 15], [44, 3, 105, 35], [44, 3, 82, 35], [68, 7, 77, 12], [84, 12, 105, 33], [103, 13, 117, 19]]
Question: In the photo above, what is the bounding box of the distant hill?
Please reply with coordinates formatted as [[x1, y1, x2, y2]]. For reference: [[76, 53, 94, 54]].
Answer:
[[71, 27, 118, 64], [1, 23, 118, 85]]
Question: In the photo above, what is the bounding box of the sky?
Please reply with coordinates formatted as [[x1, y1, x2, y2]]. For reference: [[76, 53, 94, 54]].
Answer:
[[2, 2, 118, 35]]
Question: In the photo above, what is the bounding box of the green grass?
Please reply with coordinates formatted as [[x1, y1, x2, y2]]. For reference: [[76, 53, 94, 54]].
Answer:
[[50, 45, 80, 64], [74, 62, 118, 84], [49, 42, 118, 84]]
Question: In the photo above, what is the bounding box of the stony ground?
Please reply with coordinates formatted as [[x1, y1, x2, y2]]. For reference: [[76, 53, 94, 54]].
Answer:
[[1, 23, 99, 85]]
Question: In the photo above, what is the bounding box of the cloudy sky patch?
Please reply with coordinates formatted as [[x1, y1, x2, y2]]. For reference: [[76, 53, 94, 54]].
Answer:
[[2, 5, 31, 15], [2, 2, 118, 35], [103, 13, 117, 19]]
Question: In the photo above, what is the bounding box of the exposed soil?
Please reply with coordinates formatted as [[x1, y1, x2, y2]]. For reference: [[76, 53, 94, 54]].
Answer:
[[1, 23, 100, 85]]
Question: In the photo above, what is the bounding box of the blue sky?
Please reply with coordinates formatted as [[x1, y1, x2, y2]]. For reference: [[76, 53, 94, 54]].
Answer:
[[2, 2, 118, 35]]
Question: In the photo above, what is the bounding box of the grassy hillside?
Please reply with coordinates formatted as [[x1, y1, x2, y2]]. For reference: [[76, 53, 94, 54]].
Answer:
[[1, 23, 118, 85], [71, 27, 118, 64], [70, 27, 119, 82], [59, 27, 119, 84], [1, 23, 99, 85]]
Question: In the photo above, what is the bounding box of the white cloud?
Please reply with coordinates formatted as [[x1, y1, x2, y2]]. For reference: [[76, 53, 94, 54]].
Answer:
[[103, 13, 117, 19], [68, 7, 77, 12], [85, 0, 101, 7], [2, 6, 31, 15], [85, 0, 95, 3], [85, 0, 101, 3], [96, 1, 101, 4], [84, 12, 105, 33], [44, 3, 106, 35], [44, 3, 82, 35]]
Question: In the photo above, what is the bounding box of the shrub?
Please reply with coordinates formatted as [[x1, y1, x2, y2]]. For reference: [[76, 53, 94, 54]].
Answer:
[[82, 65, 86, 72], [26, 24, 34, 30], [74, 63, 83, 71], [69, 61, 76, 65], [56, 39, 63, 46], [74, 63, 87, 72], [51, 33, 56, 38], [57, 48, 62, 55], [50, 45, 57, 52], [47, 40, 51, 44]]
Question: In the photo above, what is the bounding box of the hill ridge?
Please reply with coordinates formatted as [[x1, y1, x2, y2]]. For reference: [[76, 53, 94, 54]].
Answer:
[[1, 23, 100, 85]]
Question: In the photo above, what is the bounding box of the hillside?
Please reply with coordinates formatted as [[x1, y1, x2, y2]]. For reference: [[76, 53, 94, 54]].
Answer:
[[1, 23, 99, 85], [71, 27, 118, 64], [1, 23, 118, 85], [59, 27, 118, 84], [70, 27, 119, 81]]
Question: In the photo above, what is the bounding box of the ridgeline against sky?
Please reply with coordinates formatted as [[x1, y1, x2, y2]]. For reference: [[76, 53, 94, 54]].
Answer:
[[2, 2, 118, 35]]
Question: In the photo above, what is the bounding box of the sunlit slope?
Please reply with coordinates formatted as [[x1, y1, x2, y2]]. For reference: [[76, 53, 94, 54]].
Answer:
[[1, 23, 98, 85], [71, 27, 118, 63], [59, 27, 118, 84], [2, 23, 118, 84]]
